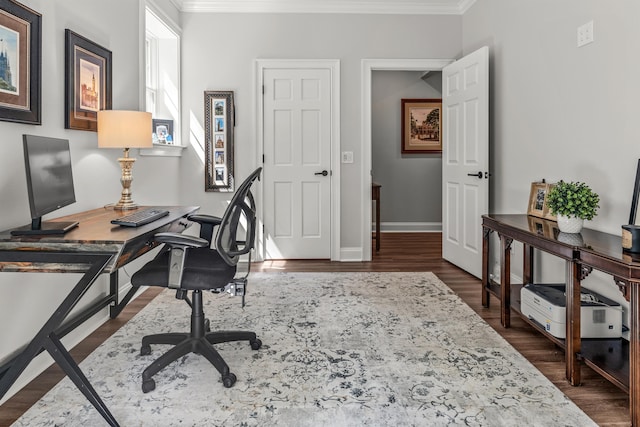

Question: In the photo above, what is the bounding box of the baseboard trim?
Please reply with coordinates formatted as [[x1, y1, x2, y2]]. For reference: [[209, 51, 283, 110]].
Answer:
[[340, 247, 363, 262], [374, 222, 442, 233]]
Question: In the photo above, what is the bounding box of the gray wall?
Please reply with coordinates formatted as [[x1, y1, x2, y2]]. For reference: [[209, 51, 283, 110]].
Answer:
[[371, 70, 442, 230], [462, 0, 640, 325], [179, 13, 462, 247]]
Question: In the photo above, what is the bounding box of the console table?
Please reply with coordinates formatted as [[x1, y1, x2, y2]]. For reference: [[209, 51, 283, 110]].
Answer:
[[372, 182, 381, 252], [0, 205, 199, 427], [482, 214, 640, 425]]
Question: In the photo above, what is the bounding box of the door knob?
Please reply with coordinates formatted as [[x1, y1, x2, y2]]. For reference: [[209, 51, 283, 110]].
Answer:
[[467, 171, 483, 178], [315, 170, 329, 176]]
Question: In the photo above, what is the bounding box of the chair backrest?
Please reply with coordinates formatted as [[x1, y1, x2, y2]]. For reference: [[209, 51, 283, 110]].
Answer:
[[215, 167, 262, 266]]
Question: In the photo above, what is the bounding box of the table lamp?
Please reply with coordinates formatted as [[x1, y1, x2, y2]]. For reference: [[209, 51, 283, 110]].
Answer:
[[97, 110, 153, 210]]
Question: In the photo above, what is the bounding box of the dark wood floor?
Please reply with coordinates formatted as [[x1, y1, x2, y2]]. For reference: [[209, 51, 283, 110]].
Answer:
[[0, 233, 630, 426]]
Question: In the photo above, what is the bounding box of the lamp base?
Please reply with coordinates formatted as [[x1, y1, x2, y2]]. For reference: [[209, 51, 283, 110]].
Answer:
[[113, 199, 139, 211], [114, 153, 139, 210]]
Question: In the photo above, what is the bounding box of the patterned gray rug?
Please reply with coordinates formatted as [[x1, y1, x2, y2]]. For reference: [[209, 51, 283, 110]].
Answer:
[[13, 272, 596, 426]]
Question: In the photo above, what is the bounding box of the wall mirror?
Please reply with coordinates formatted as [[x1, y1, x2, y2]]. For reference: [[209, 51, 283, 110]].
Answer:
[[204, 90, 234, 192]]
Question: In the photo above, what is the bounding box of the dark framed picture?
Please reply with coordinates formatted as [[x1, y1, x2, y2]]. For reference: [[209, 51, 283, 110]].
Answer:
[[64, 29, 112, 131], [152, 118, 173, 144], [204, 90, 234, 192], [401, 98, 442, 153], [0, 0, 41, 124], [527, 182, 556, 221]]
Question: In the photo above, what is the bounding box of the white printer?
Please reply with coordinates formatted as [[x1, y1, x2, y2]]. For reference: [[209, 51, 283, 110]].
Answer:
[[520, 284, 622, 339]]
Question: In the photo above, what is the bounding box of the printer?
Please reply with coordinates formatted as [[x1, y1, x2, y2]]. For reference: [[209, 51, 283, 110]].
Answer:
[[520, 283, 622, 339]]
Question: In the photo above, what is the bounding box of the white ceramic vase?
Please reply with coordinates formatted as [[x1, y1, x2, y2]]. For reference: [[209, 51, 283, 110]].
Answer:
[[557, 214, 584, 234]]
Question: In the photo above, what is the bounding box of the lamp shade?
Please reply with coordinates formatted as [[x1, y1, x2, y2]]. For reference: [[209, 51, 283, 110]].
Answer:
[[97, 110, 153, 149]]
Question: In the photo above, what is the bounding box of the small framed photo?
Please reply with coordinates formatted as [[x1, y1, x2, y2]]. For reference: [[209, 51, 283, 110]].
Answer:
[[528, 182, 556, 220], [152, 118, 173, 144], [0, 0, 42, 124], [205, 90, 234, 192], [65, 29, 112, 131], [401, 98, 442, 153]]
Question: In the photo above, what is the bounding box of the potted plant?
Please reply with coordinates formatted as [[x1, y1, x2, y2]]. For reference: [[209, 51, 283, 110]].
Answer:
[[547, 180, 600, 233]]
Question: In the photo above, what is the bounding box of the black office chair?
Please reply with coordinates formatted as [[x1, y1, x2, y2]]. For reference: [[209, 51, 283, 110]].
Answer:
[[131, 167, 262, 393]]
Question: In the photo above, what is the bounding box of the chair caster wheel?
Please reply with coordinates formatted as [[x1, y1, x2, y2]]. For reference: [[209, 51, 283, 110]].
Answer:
[[142, 378, 156, 393], [250, 338, 262, 350], [222, 373, 236, 388], [205, 318, 211, 332], [140, 345, 151, 356]]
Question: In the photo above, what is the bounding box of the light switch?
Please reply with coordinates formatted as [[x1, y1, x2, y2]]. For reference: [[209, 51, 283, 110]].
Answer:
[[577, 21, 594, 47], [341, 151, 354, 163]]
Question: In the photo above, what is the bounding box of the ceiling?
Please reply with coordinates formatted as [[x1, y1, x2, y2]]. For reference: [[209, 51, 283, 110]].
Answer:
[[170, 0, 476, 15]]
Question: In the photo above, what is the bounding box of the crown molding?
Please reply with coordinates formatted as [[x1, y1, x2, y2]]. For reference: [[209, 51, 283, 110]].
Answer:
[[175, 0, 476, 15]]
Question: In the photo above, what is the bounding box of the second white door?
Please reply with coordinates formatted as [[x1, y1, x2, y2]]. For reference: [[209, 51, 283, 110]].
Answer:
[[262, 67, 332, 259], [442, 46, 490, 278]]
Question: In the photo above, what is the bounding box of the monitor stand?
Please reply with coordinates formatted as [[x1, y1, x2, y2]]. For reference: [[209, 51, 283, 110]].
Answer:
[[10, 218, 79, 236]]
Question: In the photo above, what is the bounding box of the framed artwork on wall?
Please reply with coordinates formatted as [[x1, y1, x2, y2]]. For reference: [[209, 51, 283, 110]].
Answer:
[[0, 0, 41, 124], [204, 90, 234, 192], [401, 98, 442, 153], [64, 29, 112, 131]]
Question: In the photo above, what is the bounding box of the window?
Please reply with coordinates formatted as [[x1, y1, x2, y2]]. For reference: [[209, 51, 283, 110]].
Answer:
[[145, 6, 180, 147]]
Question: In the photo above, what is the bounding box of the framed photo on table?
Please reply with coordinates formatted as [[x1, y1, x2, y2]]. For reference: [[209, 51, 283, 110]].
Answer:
[[65, 29, 112, 131], [401, 98, 442, 153], [204, 90, 234, 192], [527, 181, 556, 221], [0, 0, 42, 124]]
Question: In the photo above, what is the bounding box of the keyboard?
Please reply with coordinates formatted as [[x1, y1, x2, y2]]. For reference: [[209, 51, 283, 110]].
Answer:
[[111, 208, 170, 227]]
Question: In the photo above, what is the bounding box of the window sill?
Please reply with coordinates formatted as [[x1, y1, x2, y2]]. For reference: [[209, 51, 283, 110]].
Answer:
[[138, 144, 186, 157]]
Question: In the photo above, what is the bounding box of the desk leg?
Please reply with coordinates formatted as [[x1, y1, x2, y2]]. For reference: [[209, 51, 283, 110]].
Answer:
[[482, 227, 491, 308], [109, 270, 140, 319], [631, 284, 640, 426], [500, 236, 513, 328], [566, 260, 581, 386], [43, 332, 119, 426], [0, 253, 120, 427]]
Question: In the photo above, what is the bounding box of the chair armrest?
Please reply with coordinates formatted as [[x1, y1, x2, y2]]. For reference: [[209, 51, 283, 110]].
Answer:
[[187, 214, 222, 242], [154, 232, 209, 248], [187, 214, 222, 226]]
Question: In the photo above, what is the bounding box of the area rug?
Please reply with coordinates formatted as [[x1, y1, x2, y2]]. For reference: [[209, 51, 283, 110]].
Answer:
[[12, 272, 596, 426]]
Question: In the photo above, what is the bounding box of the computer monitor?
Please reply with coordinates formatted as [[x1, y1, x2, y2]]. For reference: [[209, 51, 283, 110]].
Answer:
[[10, 135, 79, 236]]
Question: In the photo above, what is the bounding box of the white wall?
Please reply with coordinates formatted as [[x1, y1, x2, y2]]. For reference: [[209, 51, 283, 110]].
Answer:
[[462, 0, 640, 325], [0, 0, 181, 402], [179, 13, 462, 249]]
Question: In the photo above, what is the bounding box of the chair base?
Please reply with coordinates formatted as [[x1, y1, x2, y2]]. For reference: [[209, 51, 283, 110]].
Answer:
[[139, 290, 261, 393]]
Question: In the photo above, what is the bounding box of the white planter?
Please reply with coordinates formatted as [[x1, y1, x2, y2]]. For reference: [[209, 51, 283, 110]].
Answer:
[[557, 214, 584, 234]]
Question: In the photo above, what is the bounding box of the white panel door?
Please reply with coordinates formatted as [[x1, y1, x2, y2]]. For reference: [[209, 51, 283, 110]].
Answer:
[[442, 46, 489, 278], [263, 68, 332, 259]]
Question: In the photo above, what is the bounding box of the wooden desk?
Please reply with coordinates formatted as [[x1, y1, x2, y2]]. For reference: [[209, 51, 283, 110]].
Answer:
[[482, 214, 640, 425], [372, 182, 381, 252], [0, 205, 198, 427]]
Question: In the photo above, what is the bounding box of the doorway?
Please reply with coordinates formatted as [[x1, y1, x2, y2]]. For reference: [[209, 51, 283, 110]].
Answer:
[[361, 59, 453, 262]]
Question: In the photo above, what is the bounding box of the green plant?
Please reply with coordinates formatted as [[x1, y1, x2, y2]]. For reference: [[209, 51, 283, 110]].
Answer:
[[547, 180, 600, 220]]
